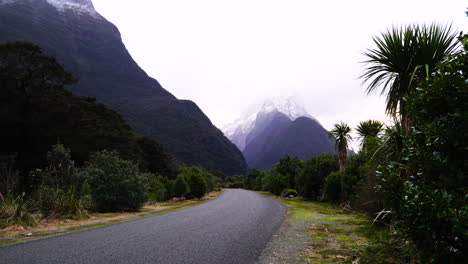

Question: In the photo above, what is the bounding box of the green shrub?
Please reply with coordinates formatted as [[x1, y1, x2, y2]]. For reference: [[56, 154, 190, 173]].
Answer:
[[0, 192, 36, 228], [187, 172, 208, 199], [81, 150, 146, 212], [263, 171, 288, 196], [0, 164, 20, 195], [177, 167, 209, 198], [33, 185, 65, 218], [360, 229, 416, 264], [275, 155, 303, 189], [298, 154, 338, 200], [143, 173, 167, 202], [46, 144, 75, 188], [162, 178, 176, 199], [224, 175, 245, 188], [375, 35, 468, 262], [174, 175, 189, 198], [324, 172, 342, 203]]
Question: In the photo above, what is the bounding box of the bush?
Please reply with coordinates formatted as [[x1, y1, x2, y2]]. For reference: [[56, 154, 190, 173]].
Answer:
[[187, 172, 207, 199], [360, 229, 416, 264], [324, 171, 342, 203], [263, 171, 288, 196], [224, 175, 245, 188], [46, 144, 75, 188], [178, 167, 209, 198], [173, 175, 189, 198], [298, 154, 338, 200], [33, 184, 92, 219], [81, 150, 146, 212], [375, 35, 468, 262], [0, 192, 36, 228], [143, 173, 167, 202]]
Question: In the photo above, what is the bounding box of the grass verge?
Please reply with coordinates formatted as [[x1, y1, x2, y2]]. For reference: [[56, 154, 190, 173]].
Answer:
[[257, 191, 374, 264]]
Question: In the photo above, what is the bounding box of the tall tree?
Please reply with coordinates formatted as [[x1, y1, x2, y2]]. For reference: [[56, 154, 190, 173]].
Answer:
[[356, 120, 384, 152], [361, 24, 458, 131], [329, 122, 352, 172]]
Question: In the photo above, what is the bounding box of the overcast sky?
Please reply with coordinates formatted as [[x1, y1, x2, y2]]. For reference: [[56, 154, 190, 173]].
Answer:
[[92, 0, 467, 149]]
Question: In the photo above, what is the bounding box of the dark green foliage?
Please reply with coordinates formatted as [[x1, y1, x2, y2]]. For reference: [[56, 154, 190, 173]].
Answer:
[[298, 154, 339, 200], [263, 171, 288, 196], [143, 173, 167, 203], [173, 175, 189, 198], [245, 169, 262, 190], [178, 167, 212, 198], [80, 150, 145, 212], [0, 42, 176, 192], [134, 137, 177, 178], [187, 172, 208, 199], [356, 120, 384, 151], [275, 155, 303, 189], [329, 122, 352, 172], [376, 34, 467, 262], [361, 23, 459, 119], [223, 175, 246, 188], [323, 172, 342, 203], [32, 144, 93, 218], [44, 144, 75, 189], [360, 229, 416, 264], [0, 191, 36, 228]]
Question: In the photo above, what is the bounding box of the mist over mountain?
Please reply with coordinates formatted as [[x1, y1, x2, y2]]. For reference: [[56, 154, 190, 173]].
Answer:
[[0, 0, 247, 175], [223, 98, 335, 170]]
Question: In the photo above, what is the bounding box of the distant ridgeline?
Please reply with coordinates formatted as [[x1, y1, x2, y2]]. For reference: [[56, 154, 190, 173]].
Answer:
[[0, 0, 246, 175], [223, 98, 335, 170]]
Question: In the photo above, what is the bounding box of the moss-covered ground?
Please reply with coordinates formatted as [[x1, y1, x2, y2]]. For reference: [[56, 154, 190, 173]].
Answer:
[[257, 192, 374, 264]]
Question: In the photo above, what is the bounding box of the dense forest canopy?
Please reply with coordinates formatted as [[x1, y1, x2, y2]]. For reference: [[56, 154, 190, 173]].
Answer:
[[0, 41, 176, 191]]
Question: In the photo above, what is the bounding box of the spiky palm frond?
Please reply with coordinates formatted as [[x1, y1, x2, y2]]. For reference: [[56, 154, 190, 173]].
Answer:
[[356, 120, 384, 150], [361, 23, 459, 117], [372, 122, 405, 163], [330, 122, 352, 171], [330, 122, 352, 152]]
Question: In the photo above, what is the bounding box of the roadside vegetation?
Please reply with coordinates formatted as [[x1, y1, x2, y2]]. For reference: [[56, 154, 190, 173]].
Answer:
[[234, 25, 467, 263], [0, 42, 223, 231], [1, 20, 466, 263], [258, 192, 372, 264]]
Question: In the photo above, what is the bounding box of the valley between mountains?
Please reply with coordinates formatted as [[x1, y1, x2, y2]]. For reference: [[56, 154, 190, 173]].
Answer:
[[1, 1, 465, 264]]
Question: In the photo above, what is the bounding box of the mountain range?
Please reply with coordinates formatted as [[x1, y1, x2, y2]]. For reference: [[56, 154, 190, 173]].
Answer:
[[223, 98, 335, 170], [0, 0, 247, 175]]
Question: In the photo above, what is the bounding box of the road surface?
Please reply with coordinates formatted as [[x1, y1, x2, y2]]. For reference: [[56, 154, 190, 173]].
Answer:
[[0, 189, 286, 264]]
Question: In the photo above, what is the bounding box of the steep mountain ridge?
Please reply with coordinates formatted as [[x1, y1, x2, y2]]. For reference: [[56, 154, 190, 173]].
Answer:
[[0, 0, 247, 174]]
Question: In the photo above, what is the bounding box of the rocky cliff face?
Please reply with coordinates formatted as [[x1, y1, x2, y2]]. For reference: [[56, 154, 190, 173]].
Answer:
[[0, 0, 247, 175]]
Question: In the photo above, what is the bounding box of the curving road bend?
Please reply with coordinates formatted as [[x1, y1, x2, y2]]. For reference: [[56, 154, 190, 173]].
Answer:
[[0, 189, 286, 264]]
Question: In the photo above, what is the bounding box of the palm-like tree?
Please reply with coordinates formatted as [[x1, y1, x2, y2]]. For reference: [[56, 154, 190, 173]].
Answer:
[[361, 24, 458, 131], [356, 120, 384, 152], [330, 122, 352, 172]]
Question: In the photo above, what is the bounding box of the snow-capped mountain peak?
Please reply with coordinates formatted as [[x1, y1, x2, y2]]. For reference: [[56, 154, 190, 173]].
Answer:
[[222, 97, 318, 151], [260, 97, 315, 121]]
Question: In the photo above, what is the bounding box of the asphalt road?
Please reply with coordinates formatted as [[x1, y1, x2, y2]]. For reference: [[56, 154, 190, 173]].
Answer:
[[0, 189, 286, 264]]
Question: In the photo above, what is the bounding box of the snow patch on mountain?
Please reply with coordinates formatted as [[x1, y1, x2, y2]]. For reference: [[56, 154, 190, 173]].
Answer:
[[0, 0, 17, 5], [46, 0, 102, 19], [1, 0, 101, 18]]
